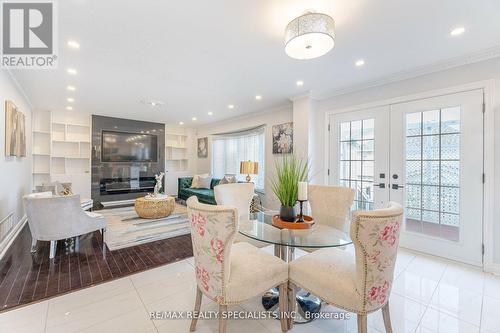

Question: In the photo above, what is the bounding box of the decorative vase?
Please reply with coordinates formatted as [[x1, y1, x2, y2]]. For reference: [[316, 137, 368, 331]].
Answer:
[[279, 205, 296, 222]]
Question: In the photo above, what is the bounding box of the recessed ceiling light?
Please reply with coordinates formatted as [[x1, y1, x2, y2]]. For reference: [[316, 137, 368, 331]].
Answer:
[[255, 95, 262, 100], [450, 26, 465, 36], [192, 117, 197, 121], [296, 80, 304, 86], [355, 59, 365, 67], [66, 97, 74, 103], [67, 68, 77, 75], [67, 40, 80, 49], [208, 111, 213, 116], [179, 121, 184, 125], [66, 85, 76, 91], [228, 104, 234, 109], [66, 106, 73, 110]]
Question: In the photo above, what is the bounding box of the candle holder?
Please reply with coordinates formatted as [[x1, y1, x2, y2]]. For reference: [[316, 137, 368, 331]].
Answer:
[[297, 200, 307, 222]]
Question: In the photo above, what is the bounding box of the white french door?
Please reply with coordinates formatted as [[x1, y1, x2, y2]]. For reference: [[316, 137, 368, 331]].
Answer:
[[329, 89, 484, 266]]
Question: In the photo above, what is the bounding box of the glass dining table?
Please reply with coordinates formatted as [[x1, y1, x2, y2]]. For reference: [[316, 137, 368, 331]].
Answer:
[[239, 211, 353, 323]]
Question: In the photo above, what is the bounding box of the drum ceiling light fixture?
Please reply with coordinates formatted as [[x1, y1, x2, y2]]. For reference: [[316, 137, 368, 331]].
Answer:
[[285, 12, 335, 60]]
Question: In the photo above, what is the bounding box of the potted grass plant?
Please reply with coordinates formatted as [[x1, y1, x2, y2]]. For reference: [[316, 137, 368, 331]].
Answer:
[[271, 155, 308, 222]]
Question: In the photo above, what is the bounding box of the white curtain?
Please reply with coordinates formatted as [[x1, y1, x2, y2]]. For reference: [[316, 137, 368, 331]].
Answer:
[[211, 126, 265, 191]]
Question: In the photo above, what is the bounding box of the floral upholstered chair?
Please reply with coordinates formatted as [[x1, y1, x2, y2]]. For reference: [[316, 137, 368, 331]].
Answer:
[[186, 196, 288, 333], [289, 202, 403, 333]]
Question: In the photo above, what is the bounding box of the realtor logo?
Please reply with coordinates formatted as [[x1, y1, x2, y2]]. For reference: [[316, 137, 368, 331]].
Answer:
[[1, 1, 57, 68]]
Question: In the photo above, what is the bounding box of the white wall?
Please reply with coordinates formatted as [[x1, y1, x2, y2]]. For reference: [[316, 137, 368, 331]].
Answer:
[[313, 57, 500, 265], [194, 105, 293, 209], [0, 70, 33, 231]]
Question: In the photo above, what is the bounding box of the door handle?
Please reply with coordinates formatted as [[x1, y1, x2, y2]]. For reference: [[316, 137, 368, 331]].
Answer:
[[391, 184, 405, 190], [373, 183, 385, 188]]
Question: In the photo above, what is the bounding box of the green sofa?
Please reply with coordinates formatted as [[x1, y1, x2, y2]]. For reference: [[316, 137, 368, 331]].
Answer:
[[178, 177, 221, 205]]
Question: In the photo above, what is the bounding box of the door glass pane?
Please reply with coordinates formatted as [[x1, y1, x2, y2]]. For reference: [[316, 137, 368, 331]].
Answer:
[[406, 160, 421, 184], [340, 142, 350, 160], [362, 119, 374, 139], [351, 121, 362, 140], [441, 107, 460, 134], [423, 110, 440, 135], [422, 161, 439, 185], [404, 107, 461, 241], [441, 134, 460, 159], [362, 140, 374, 160], [422, 135, 439, 160], [406, 112, 421, 136], [338, 118, 375, 211], [406, 137, 421, 160]]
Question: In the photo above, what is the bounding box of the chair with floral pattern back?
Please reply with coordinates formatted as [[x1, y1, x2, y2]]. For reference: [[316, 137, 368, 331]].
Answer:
[[288, 202, 404, 333], [187, 196, 289, 333]]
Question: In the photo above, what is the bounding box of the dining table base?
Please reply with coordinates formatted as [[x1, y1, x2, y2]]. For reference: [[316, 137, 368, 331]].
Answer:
[[260, 244, 322, 323], [262, 286, 322, 323]]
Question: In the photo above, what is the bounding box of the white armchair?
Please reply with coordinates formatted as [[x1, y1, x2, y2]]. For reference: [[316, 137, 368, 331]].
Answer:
[[187, 196, 288, 333], [24, 194, 107, 259], [289, 202, 404, 333], [214, 183, 267, 248]]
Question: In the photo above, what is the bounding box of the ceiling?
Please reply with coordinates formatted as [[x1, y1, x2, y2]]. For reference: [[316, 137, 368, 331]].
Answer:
[[10, 0, 500, 126]]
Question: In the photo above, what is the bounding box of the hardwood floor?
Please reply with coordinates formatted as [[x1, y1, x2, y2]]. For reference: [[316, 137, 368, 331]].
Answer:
[[0, 224, 193, 312]]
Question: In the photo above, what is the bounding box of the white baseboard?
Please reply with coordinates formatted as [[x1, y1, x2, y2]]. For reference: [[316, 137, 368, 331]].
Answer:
[[0, 215, 27, 260], [485, 263, 500, 276]]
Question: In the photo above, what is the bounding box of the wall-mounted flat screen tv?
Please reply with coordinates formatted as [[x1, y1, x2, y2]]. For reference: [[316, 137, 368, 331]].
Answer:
[[101, 130, 158, 162]]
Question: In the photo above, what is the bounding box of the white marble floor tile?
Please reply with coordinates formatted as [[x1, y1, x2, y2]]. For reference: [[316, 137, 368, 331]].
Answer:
[[440, 262, 485, 294], [418, 307, 480, 332], [134, 266, 196, 304], [47, 276, 134, 315], [78, 307, 156, 333], [0, 300, 48, 333], [483, 273, 500, 300], [481, 295, 500, 333], [405, 255, 448, 281], [129, 260, 193, 288], [45, 290, 144, 333], [394, 248, 416, 278], [392, 270, 440, 304], [368, 293, 424, 333], [429, 283, 483, 326]]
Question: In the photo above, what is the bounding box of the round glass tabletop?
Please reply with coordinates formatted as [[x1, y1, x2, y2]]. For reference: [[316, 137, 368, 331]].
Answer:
[[239, 211, 352, 248]]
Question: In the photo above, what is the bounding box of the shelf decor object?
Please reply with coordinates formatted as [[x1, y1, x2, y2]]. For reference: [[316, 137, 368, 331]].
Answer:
[[240, 160, 258, 182], [271, 155, 308, 222], [285, 12, 335, 60]]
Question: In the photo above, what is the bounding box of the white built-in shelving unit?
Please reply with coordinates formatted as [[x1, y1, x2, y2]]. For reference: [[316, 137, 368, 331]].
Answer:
[[165, 133, 189, 172], [32, 110, 91, 197], [164, 127, 193, 195]]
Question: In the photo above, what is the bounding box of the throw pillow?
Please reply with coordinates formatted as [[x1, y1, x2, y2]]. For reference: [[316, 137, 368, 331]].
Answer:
[[191, 174, 209, 188], [226, 175, 237, 183], [196, 176, 212, 189]]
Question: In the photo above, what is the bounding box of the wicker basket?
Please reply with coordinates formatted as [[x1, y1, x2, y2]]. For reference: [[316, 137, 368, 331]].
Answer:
[[134, 196, 175, 219]]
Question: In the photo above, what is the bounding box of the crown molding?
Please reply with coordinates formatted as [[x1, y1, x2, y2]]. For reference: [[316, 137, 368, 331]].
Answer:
[[314, 44, 500, 101]]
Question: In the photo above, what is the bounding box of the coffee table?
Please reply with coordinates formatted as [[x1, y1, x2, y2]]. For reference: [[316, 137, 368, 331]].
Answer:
[[134, 195, 175, 219]]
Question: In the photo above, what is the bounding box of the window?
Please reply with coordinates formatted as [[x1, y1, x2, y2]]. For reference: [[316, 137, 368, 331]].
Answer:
[[405, 107, 461, 241], [339, 119, 374, 210], [211, 126, 265, 191]]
